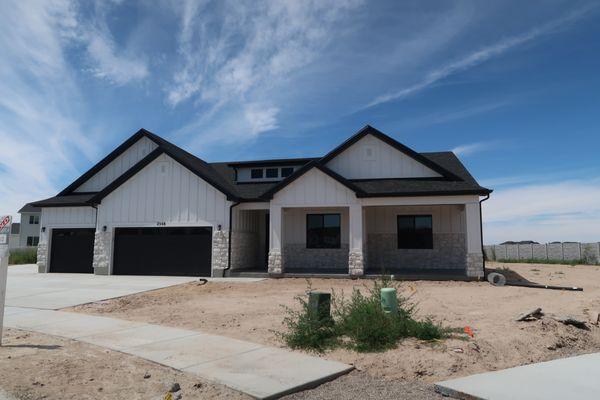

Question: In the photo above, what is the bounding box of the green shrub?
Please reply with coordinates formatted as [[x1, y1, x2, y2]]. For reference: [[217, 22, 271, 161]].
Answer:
[[278, 284, 339, 352], [279, 277, 449, 353], [8, 248, 37, 265]]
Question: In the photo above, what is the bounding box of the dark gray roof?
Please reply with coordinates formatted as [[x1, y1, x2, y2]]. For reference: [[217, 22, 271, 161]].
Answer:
[[10, 223, 20, 234], [18, 203, 41, 213], [28, 126, 491, 207], [30, 193, 97, 208]]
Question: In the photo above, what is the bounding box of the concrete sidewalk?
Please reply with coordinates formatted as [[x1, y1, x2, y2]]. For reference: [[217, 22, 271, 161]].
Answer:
[[435, 352, 600, 400], [6, 264, 263, 309], [3, 306, 353, 399]]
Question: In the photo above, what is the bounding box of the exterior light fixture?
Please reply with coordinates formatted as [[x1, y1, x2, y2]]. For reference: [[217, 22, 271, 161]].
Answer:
[[102, 226, 107, 232], [218, 224, 222, 231], [41, 227, 46, 232]]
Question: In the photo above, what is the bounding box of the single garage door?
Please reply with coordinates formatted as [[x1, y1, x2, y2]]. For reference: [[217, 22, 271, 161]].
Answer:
[[113, 227, 213, 276], [50, 228, 95, 273]]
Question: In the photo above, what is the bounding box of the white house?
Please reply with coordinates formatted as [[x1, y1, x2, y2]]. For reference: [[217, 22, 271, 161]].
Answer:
[[29, 126, 491, 279], [17, 204, 41, 247]]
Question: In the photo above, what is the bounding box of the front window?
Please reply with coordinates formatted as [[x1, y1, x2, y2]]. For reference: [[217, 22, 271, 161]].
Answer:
[[27, 236, 39, 246], [251, 168, 263, 179], [397, 215, 433, 249], [29, 215, 39, 224], [306, 214, 341, 249]]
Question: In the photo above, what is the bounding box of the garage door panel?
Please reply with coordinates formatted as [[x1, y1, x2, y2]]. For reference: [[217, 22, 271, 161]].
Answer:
[[50, 228, 95, 273], [113, 227, 212, 276]]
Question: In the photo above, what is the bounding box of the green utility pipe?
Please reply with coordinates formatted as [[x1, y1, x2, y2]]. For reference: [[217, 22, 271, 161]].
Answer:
[[380, 288, 398, 315], [308, 291, 331, 322]]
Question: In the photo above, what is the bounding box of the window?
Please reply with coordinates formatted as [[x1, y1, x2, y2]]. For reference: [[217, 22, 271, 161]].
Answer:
[[306, 214, 341, 249], [281, 167, 294, 177], [27, 236, 39, 246], [266, 168, 279, 178], [29, 215, 39, 224], [251, 168, 263, 179], [397, 215, 433, 249]]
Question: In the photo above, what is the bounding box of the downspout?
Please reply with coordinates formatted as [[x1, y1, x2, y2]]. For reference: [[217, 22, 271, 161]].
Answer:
[[223, 201, 241, 277], [479, 193, 491, 278]]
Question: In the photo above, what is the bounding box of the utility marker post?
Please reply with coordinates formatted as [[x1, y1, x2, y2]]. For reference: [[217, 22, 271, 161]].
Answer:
[[0, 215, 11, 346]]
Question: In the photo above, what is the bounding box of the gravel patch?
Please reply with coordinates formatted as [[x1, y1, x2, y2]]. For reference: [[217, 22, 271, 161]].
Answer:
[[283, 372, 444, 400]]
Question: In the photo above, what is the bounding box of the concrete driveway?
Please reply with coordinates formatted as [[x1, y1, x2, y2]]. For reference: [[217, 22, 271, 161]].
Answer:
[[6, 264, 261, 309]]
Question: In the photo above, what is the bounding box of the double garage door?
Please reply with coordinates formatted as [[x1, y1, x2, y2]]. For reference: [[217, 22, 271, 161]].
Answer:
[[49, 227, 212, 276]]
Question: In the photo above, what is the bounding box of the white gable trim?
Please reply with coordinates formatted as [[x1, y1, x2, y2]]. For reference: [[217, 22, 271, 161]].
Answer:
[[75, 136, 158, 193], [325, 134, 441, 179], [272, 167, 359, 206]]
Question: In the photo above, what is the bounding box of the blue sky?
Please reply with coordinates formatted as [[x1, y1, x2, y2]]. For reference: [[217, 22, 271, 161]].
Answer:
[[1, 0, 599, 243]]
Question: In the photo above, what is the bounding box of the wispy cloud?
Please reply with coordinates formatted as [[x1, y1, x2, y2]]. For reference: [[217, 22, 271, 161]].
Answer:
[[166, 0, 364, 149], [452, 141, 501, 157], [365, 5, 596, 109], [0, 0, 96, 217], [483, 178, 600, 243]]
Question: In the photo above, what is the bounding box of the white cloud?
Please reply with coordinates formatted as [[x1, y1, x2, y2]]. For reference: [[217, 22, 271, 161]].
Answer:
[[0, 0, 96, 219], [452, 141, 500, 157], [483, 178, 600, 243], [85, 31, 149, 85], [365, 5, 595, 108], [244, 104, 279, 135]]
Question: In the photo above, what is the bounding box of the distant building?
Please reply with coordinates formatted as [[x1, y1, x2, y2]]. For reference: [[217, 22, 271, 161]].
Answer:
[[9, 222, 20, 249], [18, 203, 41, 247]]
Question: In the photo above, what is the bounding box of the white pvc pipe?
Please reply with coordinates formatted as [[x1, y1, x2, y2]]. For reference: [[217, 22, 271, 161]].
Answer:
[[0, 248, 8, 346]]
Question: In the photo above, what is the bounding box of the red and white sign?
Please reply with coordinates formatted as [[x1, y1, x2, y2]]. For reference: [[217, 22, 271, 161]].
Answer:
[[0, 216, 10, 232]]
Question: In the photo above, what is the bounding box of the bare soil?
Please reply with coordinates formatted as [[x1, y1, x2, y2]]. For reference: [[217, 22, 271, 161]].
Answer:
[[0, 328, 248, 400], [70, 262, 600, 382]]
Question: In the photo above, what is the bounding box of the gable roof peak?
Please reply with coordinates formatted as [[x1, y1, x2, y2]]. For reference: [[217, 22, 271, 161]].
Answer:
[[319, 125, 462, 181]]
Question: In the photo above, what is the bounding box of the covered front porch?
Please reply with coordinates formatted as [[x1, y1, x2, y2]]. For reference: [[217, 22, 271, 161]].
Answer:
[[264, 196, 484, 279]]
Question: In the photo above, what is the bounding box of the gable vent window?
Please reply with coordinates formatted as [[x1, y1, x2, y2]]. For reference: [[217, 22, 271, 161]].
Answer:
[[251, 168, 264, 179], [158, 162, 169, 175], [266, 168, 279, 178], [281, 167, 294, 177], [364, 146, 375, 161]]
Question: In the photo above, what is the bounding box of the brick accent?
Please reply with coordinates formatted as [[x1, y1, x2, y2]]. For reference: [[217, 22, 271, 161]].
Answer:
[[366, 233, 466, 272], [348, 251, 364, 276], [230, 231, 260, 270], [92, 230, 111, 275], [268, 250, 282, 275], [283, 244, 349, 272], [466, 253, 484, 279], [36, 242, 48, 273], [211, 230, 229, 276]]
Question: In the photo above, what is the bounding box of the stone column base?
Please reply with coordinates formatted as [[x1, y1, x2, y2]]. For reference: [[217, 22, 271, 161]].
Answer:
[[466, 253, 484, 279], [211, 230, 229, 277], [36, 243, 48, 273], [268, 250, 283, 276], [92, 230, 112, 275], [348, 251, 364, 277]]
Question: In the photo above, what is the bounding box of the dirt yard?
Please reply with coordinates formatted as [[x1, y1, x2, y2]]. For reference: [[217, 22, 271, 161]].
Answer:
[[3, 262, 600, 399], [69, 262, 600, 383], [0, 328, 248, 400]]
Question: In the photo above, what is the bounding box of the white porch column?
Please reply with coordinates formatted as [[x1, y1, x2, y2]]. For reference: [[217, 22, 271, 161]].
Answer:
[[268, 204, 283, 275], [465, 202, 484, 279], [348, 204, 364, 276]]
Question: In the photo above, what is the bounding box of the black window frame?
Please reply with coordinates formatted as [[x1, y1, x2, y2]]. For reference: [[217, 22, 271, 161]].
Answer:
[[281, 167, 294, 177], [250, 168, 264, 179], [397, 215, 433, 249], [265, 168, 279, 178], [306, 213, 341, 249], [27, 236, 39, 246], [29, 215, 39, 224]]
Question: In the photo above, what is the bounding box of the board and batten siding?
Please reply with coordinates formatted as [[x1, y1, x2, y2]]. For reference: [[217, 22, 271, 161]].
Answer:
[[39, 206, 97, 247], [272, 168, 359, 206], [97, 154, 230, 229], [75, 136, 158, 193], [326, 134, 441, 179], [364, 205, 465, 234]]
